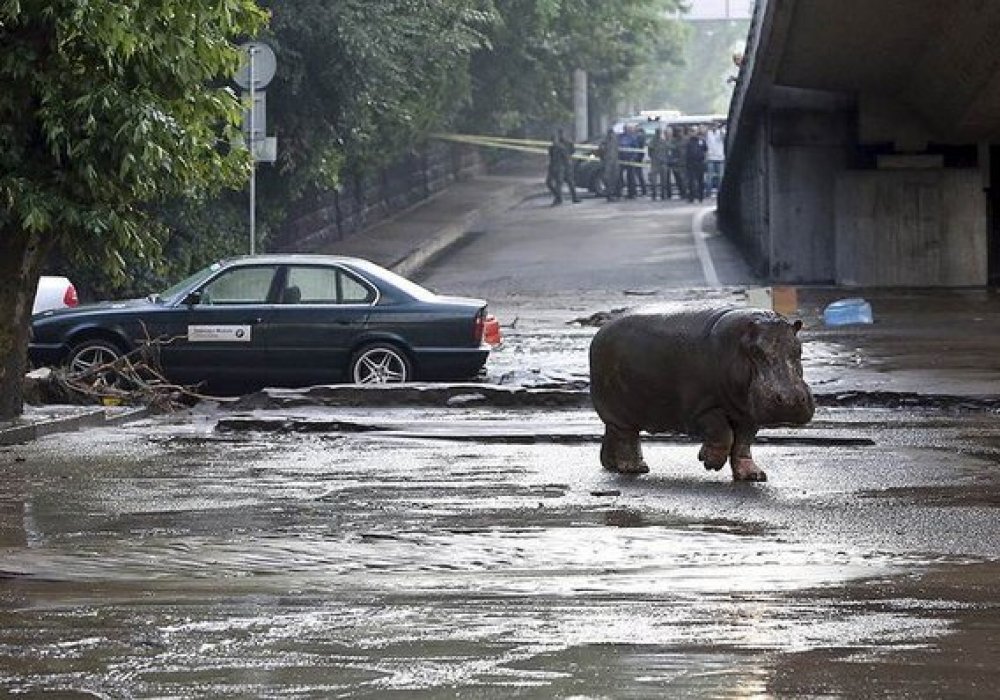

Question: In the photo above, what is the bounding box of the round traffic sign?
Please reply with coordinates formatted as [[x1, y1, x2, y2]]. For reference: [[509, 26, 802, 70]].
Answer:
[[234, 41, 276, 90]]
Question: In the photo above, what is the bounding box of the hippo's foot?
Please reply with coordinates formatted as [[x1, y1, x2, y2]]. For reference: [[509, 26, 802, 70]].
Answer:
[[615, 460, 650, 475], [601, 426, 648, 474], [731, 457, 767, 482], [698, 444, 729, 471]]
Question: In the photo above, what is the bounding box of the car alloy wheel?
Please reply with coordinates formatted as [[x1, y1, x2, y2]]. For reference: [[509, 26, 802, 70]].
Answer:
[[351, 344, 410, 384], [68, 340, 125, 387]]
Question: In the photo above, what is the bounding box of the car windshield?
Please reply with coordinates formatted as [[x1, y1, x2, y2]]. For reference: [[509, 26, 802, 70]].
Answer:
[[155, 262, 223, 303]]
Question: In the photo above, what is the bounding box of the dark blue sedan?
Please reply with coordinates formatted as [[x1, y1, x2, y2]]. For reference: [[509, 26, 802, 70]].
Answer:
[[29, 255, 496, 387]]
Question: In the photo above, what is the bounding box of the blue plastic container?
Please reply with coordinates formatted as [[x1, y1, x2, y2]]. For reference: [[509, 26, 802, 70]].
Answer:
[[823, 298, 873, 326]]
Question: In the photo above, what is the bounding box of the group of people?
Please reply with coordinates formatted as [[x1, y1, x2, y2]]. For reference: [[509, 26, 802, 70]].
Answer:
[[603, 122, 726, 203], [545, 122, 726, 206]]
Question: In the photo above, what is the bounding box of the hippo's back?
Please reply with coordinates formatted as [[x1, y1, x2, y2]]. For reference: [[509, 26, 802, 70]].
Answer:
[[589, 305, 740, 432]]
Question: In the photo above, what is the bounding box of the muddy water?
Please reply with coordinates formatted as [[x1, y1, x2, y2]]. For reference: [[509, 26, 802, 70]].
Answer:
[[1, 407, 1000, 697]]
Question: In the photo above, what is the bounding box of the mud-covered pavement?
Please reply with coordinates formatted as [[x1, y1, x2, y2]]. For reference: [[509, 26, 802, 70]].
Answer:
[[2, 398, 1000, 697]]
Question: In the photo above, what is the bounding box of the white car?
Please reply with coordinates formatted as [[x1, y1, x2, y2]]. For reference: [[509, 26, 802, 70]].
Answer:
[[33, 276, 79, 315]]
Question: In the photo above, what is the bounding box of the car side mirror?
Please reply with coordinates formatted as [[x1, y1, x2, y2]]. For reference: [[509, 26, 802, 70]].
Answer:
[[182, 290, 203, 306]]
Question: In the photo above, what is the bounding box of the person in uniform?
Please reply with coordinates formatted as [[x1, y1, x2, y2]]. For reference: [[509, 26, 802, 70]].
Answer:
[[684, 126, 708, 202], [647, 128, 669, 201], [560, 129, 580, 203], [666, 127, 686, 200], [546, 131, 569, 205], [620, 124, 638, 199], [601, 128, 620, 201], [633, 125, 648, 197]]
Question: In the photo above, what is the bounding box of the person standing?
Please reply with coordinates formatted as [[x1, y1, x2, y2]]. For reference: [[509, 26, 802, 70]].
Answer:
[[601, 128, 620, 201], [634, 126, 648, 197], [560, 129, 581, 203], [684, 126, 708, 202], [666, 127, 686, 199], [647, 128, 669, 201], [546, 131, 568, 205], [620, 125, 638, 199], [705, 122, 726, 196]]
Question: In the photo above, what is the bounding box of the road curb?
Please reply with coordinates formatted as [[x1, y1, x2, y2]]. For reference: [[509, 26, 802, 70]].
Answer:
[[0, 406, 150, 446]]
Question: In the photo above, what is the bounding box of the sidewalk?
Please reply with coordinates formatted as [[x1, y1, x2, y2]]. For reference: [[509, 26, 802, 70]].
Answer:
[[318, 157, 545, 278]]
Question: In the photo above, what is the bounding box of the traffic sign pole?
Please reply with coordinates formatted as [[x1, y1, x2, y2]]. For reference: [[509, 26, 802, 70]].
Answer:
[[249, 45, 256, 256]]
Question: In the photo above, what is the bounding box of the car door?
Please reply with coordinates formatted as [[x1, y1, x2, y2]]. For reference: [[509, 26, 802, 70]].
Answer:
[[265, 264, 375, 382], [157, 264, 281, 385]]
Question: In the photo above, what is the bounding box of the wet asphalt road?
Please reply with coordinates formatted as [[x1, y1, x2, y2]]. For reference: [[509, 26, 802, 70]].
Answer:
[[2, 194, 1000, 697]]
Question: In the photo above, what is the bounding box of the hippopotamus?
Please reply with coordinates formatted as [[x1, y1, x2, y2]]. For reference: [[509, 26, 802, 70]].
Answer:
[[589, 305, 814, 481]]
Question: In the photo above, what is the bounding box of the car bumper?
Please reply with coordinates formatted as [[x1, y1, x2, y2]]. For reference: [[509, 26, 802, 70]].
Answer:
[[412, 347, 490, 380], [27, 342, 67, 367]]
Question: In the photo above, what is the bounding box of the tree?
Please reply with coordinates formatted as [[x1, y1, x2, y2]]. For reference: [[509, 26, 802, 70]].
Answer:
[[640, 18, 749, 115], [0, 0, 267, 418], [257, 0, 496, 202], [464, 0, 685, 135]]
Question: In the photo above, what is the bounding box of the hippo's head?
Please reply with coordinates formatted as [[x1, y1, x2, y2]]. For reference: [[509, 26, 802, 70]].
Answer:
[[733, 313, 814, 426]]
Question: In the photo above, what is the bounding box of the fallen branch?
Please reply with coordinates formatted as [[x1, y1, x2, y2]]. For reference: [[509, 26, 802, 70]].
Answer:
[[29, 325, 237, 411]]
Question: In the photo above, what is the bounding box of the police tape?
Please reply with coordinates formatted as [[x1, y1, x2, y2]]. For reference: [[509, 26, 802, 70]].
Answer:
[[431, 132, 649, 165]]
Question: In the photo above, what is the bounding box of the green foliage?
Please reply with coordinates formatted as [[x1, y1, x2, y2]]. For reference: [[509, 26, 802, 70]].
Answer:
[[0, 0, 267, 282], [643, 19, 748, 115], [258, 0, 496, 199]]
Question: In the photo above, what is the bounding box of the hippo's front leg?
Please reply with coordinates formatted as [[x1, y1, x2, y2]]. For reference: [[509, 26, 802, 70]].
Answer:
[[600, 423, 649, 474], [729, 426, 766, 482], [694, 409, 734, 471]]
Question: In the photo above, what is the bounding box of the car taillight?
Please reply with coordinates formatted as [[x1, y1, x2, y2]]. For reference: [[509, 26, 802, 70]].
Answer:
[[483, 314, 502, 347], [63, 284, 79, 307], [473, 310, 485, 343]]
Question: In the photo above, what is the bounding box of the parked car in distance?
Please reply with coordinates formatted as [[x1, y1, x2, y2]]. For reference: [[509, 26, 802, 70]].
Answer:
[[29, 255, 498, 389], [574, 155, 607, 197], [33, 276, 79, 315]]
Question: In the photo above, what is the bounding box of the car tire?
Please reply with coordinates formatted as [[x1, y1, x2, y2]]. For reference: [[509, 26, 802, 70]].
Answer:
[[350, 343, 412, 384], [67, 339, 126, 386]]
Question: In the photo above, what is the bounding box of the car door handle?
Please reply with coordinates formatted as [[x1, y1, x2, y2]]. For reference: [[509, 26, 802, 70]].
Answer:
[[240, 317, 263, 324]]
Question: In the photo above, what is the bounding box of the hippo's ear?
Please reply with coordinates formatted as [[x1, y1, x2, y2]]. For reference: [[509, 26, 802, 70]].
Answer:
[[792, 319, 803, 334]]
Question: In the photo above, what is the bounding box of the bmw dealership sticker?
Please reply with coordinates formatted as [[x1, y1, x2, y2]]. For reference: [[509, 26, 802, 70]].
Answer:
[[187, 325, 252, 342]]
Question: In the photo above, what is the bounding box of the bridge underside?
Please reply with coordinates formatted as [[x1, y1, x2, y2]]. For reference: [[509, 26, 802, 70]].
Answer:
[[721, 0, 1000, 286]]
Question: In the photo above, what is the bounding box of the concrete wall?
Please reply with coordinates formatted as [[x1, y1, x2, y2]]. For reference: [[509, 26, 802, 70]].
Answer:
[[767, 109, 849, 282], [721, 107, 849, 282], [835, 169, 988, 286]]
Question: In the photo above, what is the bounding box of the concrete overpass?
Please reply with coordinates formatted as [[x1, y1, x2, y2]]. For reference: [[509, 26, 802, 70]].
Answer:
[[720, 0, 1000, 286]]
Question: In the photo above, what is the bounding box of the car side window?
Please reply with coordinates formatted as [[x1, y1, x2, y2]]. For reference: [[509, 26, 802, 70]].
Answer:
[[286, 267, 339, 304], [200, 266, 277, 305], [284, 266, 375, 304]]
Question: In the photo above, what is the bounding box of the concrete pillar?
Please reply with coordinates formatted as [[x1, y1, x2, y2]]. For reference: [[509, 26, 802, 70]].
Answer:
[[573, 69, 588, 142]]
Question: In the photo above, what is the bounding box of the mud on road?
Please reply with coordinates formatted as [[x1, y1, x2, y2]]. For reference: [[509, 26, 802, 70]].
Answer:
[[2, 401, 1000, 697]]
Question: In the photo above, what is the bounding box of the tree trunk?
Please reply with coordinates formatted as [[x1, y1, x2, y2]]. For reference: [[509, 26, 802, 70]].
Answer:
[[0, 227, 51, 419]]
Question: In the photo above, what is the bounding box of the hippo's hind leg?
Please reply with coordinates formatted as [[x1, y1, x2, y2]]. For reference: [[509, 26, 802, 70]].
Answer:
[[730, 426, 766, 482], [600, 423, 649, 474], [694, 409, 734, 471]]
